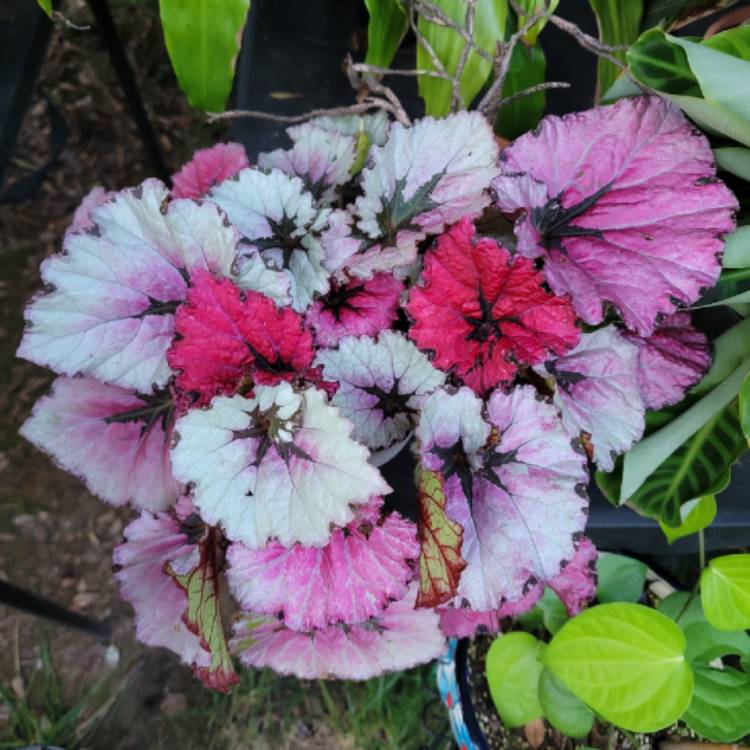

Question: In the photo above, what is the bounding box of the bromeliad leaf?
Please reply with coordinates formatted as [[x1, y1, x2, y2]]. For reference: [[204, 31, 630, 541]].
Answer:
[[159, 0, 249, 112], [364, 0, 408, 69], [415, 467, 467, 608], [170, 383, 391, 548], [167, 530, 239, 692], [17, 180, 239, 391]]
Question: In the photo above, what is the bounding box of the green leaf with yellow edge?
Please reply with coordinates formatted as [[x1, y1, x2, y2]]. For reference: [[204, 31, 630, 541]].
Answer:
[[659, 495, 717, 544], [588, 0, 644, 99], [486, 632, 545, 728], [167, 535, 238, 692], [364, 0, 408, 68], [538, 669, 594, 739], [701, 554, 750, 631], [415, 467, 466, 608], [543, 603, 694, 732], [159, 0, 250, 112], [416, 0, 507, 116]]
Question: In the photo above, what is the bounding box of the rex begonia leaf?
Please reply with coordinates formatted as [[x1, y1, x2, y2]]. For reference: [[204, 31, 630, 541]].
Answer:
[[258, 122, 356, 204], [231, 584, 446, 680], [407, 217, 580, 394], [20, 376, 178, 512], [538, 325, 645, 472], [493, 95, 738, 335], [548, 537, 598, 616], [166, 529, 239, 692], [339, 112, 499, 278], [415, 467, 467, 608], [113, 502, 209, 678], [416, 386, 491, 504], [170, 383, 391, 548], [226, 504, 418, 630], [17, 179, 239, 391], [66, 186, 114, 235], [209, 167, 330, 311], [171, 142, 249, 200], [315, 331, 445, 452], [624, 312, 711, 410], [446, 386, 589, 611], [306, 273, 403, 347], [167, 269, 314, 404], [438, 607, 501, 638]]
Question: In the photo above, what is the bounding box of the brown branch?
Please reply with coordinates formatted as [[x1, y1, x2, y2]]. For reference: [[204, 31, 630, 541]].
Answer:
[[451, 0, 477, 111], [407, 1, 451, 82], [350, 62, 452, 81], [207, 101, 390, 125], [496, 81, 571, 110]]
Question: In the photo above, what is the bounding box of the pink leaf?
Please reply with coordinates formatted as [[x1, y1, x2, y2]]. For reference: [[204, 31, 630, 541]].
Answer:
[[20, 377, 178, 512], [171, 143, 249, 200], [548, 536, 598, 616], [493, 96, 737, 335]]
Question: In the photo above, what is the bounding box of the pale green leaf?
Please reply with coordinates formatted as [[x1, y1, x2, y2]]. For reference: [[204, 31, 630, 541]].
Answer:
[[621, 354, 750, 503], [664, 93, 750, 148], [701, 554, 750, 630], [365, 0, 408, 68], [543, 603, 694, 733], [740, 372, 750, 444], [714, 147, 750, 181], [416, 0, 507, 116], [719, 226, 750, 269], [659, 495, 717, 543], [538, 669, 594, 739], [694, 317, 750, 394], [589, 0, 644, 99], [486, 632, 545, 728], [159, 0, 250, 112], [596, 553, 647, 603]]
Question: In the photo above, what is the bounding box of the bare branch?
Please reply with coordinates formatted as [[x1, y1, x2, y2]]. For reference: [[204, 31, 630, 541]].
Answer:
[[407, 1, 451, 82], [207, 101, 390, 125], [496, 81, 570, 110], [350, 62, 452, 81], [451, 0, 477, 111]]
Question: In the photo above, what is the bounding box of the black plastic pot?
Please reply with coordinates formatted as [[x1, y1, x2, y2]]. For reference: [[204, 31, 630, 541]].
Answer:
[[230, 0, 750, 579]]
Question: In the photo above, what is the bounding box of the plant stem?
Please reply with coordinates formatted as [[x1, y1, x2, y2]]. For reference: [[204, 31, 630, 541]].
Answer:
[[317, 679, 345, 735], [699, 528, 706, 572]]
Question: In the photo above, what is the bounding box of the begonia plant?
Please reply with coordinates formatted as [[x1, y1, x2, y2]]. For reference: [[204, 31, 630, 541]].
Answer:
[[16, 0, 750, 711]]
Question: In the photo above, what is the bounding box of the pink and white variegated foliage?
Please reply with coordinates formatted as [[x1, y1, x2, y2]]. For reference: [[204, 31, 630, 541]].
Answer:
[[17, 97, 736, 689]]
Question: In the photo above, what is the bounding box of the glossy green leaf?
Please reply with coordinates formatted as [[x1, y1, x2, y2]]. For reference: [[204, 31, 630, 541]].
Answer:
[[486, 632, 545, 728], [538, 669, 594, 739], [36, 0, 53, 17], [695, 317, 750, 394], [696, 267, 750, 307], [544, 603, 694, 732], [715, 147, 750, 181], [496, 43, 547, 139], [620, 354, 750, 511], [684, 666, 750, 742], [159, 0, 250, 112], [589, 0, 644, 99], [701, 553, 750, 630], [659, 495, 717, 543], [596, 553, 647, 603], [665, 93, 750, 147], [668, 29, 750, 121], [658, 591, 706, 630], [719, 226, 750, 269], [365, 0, 408, 68], [416, 0, 508, 116], [627, 28, 700, 95]]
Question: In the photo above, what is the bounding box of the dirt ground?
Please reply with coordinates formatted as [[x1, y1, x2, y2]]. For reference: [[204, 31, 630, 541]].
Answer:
[[0, 2, 234, 746]]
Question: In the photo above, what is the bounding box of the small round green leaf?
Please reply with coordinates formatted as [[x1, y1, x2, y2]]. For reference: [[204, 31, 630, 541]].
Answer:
[[658, 591, 705, 630], [543, 603, 694, 732], [538, 668, 594, 739], [701, 554, 750, 631], [659, 495, 717, 544], [683, 666, 750, 742], [486, 632, 545, 728], [596, 553, 647, 603]]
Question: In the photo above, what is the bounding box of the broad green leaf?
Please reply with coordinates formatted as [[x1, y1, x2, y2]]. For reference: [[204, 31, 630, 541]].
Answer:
[[538, 669, 594, 739], [695, 267, 750, 307], [659, 495, 717, 543], [596, 553, 647, 603], [620, 354, 750, 507], [601, 73, 644, 102], [715, 147, 750, 181], [538, 588, 568, 634], [416, 0, 508, 116], [683, 666, 750, 742], [159, 0, 250, 112], [167, 542, 238, 691], [486, 632, 545, 728], [627, 28, 701, 95], [740, 372, 750, 443], [496, 43, 547, 139], [658, 591, 706, 630], [701, 553, 750, 630], [694, 317, 750, 394], [365, 0, 408, 68], [543, 603, 694, 733], [683, 620, 750, 665], [589, 0, 644, 99], [514, 0, 559, 44], [665, 93, 750, 148], [719, 225, 750, 269], [668, 29, 750, 122], [36, 0, 53, 17], [642, 0, 738, 30]]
